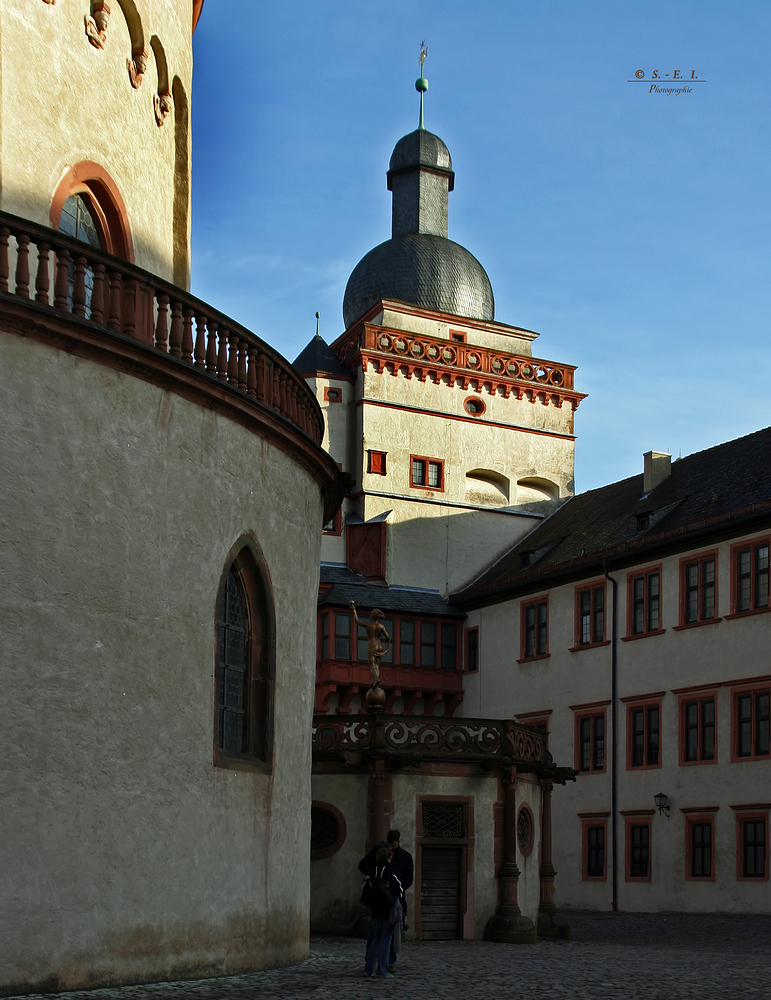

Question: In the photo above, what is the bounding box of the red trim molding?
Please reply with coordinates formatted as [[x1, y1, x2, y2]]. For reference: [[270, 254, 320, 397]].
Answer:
[[51, 161, 134, 262]]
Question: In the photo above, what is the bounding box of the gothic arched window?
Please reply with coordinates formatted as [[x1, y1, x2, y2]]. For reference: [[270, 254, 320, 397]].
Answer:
[[59, 194, 102, 248], [215, 544, 274, 767]]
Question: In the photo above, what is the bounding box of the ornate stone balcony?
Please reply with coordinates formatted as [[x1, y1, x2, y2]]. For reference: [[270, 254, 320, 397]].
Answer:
[[312, 713, 575, 781], [0, 211, 343, 517]]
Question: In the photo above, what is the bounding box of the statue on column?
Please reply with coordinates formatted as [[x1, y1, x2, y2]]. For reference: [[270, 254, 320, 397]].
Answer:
[[349, 600, 390, 709]]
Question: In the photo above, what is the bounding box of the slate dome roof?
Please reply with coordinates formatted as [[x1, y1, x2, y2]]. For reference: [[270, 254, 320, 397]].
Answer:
[[388, 129, 454, 180], [343, 233, 495, 329]]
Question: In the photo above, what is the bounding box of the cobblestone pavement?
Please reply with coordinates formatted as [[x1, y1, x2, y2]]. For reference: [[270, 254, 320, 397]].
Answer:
[[8, 914, 771, 1000]]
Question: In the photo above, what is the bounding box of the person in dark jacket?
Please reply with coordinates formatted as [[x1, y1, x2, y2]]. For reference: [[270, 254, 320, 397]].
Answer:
[[361, 848, 403, 978], [359, 831, 413, 971]]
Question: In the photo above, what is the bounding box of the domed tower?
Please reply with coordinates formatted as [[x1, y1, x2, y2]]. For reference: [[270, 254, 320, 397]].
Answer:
[[300, 60, 585, 723]]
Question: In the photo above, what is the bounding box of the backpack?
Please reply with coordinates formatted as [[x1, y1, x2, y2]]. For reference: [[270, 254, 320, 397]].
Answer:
[[359, 871, 397, 911]]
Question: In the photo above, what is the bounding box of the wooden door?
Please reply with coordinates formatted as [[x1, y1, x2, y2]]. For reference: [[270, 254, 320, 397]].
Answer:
[[420, 846, 461, 940]]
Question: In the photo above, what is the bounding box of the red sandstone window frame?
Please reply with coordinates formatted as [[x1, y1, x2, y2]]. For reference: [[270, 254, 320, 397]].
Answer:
[[449, 330, 467, 343], [518, 595, 549, 662], [624, 695, 663, 770], [676, 549, 719, 628], [322, 507, 342, 535], [684, 812, 716, 881], [318, 612, 460, 670], [734, 808, 769, 882], [574, 708, 607, 774], [463, 395, 486, 417], [730, 683, 771, 762], [580, 815, 609, 881], [571, 579, 608, 650], [624, 814, 653, 882], [624, 564, 665, 639], [50, 161, 134, 262], [323, 386, 343, 403], [728, 536, 771, 617], [410, 454, 444, 492], [367, 450, 387, 475], [678, 691, 718, 766], [516, 803, 535, 858]]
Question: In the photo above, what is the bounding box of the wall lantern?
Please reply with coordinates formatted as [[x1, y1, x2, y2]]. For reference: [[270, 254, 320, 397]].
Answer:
[[654, 792, 670, 817]]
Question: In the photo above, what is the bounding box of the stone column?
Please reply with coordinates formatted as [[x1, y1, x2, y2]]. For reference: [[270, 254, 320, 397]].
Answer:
[[537, 779, 570, 939], [484, 766, 536, 943]]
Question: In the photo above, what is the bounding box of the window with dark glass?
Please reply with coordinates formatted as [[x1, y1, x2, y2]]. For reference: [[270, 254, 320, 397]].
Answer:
[[334, 613, 351, 659], [578, 712, 605, 772], [441, 623, 457, 669], [736, 689, 771, 758], [59, 194, 101, 317], [629, 824, 650, 878], [629, 703, 660, 767], [683, 697, 715, 762], [400, 619, 415, 665], [630, 569, 660, 635], [466, 628, 479, 672], [690, 822, 712, 878], [735, 540, 770, 613], [742, 819, 766, 879], [421, 621, 437, 667], [586, 825, 605, 878], [578, 584, 605, 645], [357, 617, 393, 664], [218, 567, 248, 753], [683, 555, 716, 623], [321, 613, 329, 660], [522, 597, 548, 659]]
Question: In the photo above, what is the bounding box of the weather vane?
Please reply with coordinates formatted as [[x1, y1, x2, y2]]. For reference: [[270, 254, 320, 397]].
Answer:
[[416, 40, 429, 130]]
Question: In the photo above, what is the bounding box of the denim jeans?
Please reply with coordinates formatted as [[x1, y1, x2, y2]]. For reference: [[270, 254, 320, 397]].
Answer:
[[364, 916, 394, 977]]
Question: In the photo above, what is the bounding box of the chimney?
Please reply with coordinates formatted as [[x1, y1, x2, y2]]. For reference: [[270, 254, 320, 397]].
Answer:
[[643, 451, 671, 494]]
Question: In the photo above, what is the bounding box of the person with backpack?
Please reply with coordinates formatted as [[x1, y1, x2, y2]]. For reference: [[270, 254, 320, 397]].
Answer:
[[360, 848, 403, 978], [359, 830, 413, 971]]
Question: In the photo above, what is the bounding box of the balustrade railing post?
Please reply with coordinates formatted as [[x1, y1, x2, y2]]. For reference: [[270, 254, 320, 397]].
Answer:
[[54, 250, 71, 312], [272, 365, 280, 411], [216, 327, 229, 380], [107, 271, 123, 331], [35, 243, 51, 306], [155, 293, 169, 353], [181, 307, 195, 364], [255, 353, 267, 402], [227, 332, 239, 385], [15, 234, 30, 299], [123, 278, 137, 338], [193, 312, 207, 368], [169, 300, 182, 357], [72, 256, 88, 316], [91, 264, 105, 324], [205, 320, 218, 373], [279, 372, 288, 416], [0, 227, 10, 293], [237, 339, 247, 392], [246, 346, 257, 397]]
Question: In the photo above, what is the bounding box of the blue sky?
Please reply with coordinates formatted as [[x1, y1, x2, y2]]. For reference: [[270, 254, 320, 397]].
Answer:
[[191, 1, 771, 492]]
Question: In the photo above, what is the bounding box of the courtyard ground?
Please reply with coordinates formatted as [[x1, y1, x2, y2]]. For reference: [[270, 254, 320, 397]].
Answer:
[[8, 913, 771, 1000]]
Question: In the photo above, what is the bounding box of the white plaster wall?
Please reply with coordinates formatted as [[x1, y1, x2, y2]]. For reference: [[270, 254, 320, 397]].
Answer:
[[1, 1, 192, 281], [0, 331, 324, 991], [468, 540, 771, 913], [310, 775, 369, 933]]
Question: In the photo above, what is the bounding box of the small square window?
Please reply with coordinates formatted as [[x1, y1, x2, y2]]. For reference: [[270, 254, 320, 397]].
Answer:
[[368, 450, 387, 475], [410, 455, 444, 491]]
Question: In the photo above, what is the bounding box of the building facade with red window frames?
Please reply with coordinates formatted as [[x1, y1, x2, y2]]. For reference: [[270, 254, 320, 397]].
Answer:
[[455, 429, 771, 913], [0, 3, 349, 992], [299, 109, 583, 942]]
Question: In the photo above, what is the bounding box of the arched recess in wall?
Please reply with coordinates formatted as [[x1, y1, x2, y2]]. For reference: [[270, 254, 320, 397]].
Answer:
[[50, 161, 134, 261], [172, 75, 190, 288], [114, 0, 148, 88], [150, 35, 172, 125], [516, 477, 559, 504], [213, 536, 276, 768], [465, 469, 510, 507]]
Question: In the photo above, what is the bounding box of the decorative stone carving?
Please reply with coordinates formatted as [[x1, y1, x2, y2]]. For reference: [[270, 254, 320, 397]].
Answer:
[[41, 0, 56, 5], [85, 3, 111, 49], [127, 46, 148, 89], [154, 91, 173, 127]]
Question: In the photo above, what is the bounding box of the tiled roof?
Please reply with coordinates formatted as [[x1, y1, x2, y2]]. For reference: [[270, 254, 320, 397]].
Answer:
[[320, 564, 367, 586], [293, 335, 352, 379], [454, 426, 771, 606], [319, 582, 465, 619]]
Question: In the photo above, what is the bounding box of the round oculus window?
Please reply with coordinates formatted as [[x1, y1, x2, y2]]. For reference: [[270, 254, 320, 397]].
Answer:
[[464, 396, 486, 416], [310, 803, 346, 859], [517, 805, 534, 857]]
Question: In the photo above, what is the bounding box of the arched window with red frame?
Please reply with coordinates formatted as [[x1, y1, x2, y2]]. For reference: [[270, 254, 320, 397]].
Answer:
[[50, 162, 134, 262]]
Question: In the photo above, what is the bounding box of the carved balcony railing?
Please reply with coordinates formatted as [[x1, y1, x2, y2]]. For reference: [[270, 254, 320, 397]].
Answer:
[[0, 211, 323, 444], [312, 714, 574, 781]]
